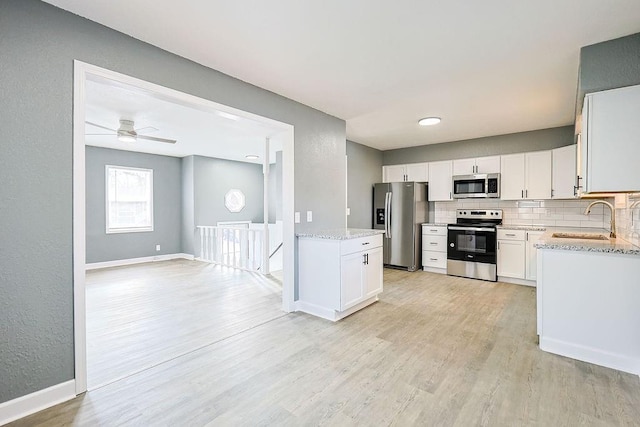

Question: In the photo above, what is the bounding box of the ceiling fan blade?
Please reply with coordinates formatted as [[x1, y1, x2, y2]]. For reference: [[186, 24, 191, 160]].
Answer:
[[135, 126, 158, 134], [85, 132, 116, 136], [137, 134, 177, 144], [85, 121, 117, 132]]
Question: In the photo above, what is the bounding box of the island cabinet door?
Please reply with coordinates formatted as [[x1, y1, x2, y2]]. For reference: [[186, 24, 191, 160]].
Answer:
[[340, 251, 365, 310], [363, 246, 383, 298]]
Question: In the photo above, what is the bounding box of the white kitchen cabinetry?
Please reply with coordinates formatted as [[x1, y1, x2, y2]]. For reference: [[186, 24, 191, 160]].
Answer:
[[298, 233, 383, 321], [422, 225, 447, 273], [552, 145, 578, 199], [383, 163, 428, 183], [497, 229, 526, 279], [452, 156, 501, 175], [525, 231, 544, 281], [500, 151, 552, 200], [428, 161, 453, 201], [581, 84, 640, 193]]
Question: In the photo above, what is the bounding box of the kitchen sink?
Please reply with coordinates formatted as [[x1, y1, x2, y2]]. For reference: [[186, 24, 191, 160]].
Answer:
[[551, 232, 609, 241]]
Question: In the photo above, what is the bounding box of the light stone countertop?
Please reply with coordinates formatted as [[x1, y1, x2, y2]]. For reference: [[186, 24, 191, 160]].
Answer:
[[497, 225, 548, 231], [296, 228, 385, 240], [535, 227, 640, 256]]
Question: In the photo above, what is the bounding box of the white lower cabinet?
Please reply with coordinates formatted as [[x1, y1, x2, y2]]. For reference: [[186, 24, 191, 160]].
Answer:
[[525, 231, 544, 281], [497, 229, 544, 285], [422, 224, 447, 273], [298, 234, 383, 321], [497, 229, 526, 279]]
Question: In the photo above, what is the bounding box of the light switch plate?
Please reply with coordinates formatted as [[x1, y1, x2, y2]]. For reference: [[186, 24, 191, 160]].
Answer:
[[294, 212, 300, 223], [307, 211, 313, 222]]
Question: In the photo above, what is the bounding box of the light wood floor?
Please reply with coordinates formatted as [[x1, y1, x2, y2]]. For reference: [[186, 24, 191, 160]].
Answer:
[[11, 267, 640, 426], [85, 260, 284, 389]]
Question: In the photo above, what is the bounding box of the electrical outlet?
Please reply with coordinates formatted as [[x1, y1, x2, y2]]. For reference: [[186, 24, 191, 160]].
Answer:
[[294, 212, 300, 223], [307, 211, 313, 222], [155, 244, 161, 251], [346, 207, 351, 216]]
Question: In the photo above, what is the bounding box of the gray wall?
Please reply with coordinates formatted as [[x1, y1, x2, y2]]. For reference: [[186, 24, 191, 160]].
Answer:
[[576, 32, 640, 118], [0, 0, 345, 404], [347, 141, 383, 228], [382, 126, 574, 165], [268, 151, 283, 223], [181, 156, 195, 255], [85, 147, 182, 263]]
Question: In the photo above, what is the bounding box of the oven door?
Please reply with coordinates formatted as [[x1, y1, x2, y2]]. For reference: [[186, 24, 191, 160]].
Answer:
[[447, 226, 497, 264], [452, 175, 487, 199]]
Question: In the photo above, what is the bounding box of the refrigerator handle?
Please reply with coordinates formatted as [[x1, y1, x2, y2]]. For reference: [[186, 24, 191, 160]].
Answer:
[[384, 192, 389, 237], [386, 191, 392, 238]]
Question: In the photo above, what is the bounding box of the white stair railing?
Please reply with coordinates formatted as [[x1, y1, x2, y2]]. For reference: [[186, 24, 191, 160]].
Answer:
[[196, 225, 264, 272]]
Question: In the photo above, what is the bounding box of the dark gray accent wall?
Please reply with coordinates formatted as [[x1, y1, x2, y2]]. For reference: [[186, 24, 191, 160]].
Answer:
[[382, 126, 574, 165], [0, 0, 345, 404], [576, 32, 640, 117], [181, 156, 195, 255], [347, 141, 383, 228], [85, 147, 182, 263], [268, 151, 283, 223]]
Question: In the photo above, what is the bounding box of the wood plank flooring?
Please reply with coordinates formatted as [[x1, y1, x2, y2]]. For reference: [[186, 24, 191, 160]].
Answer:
[[85, 259, 284, 389], [11, 267, 640, 426]]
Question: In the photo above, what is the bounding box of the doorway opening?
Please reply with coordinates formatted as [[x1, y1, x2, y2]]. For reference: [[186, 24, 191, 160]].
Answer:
[[73, 61, 295, 394]]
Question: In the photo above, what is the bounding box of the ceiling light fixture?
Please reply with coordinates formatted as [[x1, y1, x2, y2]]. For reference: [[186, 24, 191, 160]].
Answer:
[[245, 155, 259, 160], [217, 111, 240, 121], [117, 134, 136, 143], [418, 117, 441, 126]]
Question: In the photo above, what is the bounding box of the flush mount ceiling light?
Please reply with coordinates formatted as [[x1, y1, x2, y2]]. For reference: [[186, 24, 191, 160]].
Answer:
[[117, 134, 136, 143], [245, 155, 259, 160], [418, 117, 441, 126]]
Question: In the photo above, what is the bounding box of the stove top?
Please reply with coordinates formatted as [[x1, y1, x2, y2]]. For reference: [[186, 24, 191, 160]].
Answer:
[[454, 209, 503, 226]]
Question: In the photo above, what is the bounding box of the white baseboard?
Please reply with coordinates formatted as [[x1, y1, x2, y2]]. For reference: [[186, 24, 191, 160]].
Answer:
[[296, 297, 378, 322], [86, 253, 194, 270], [422, 266, 446, 275], [498, 276, 536, 287], [0, 380, 75, 426], [540, 336, 640, 376]]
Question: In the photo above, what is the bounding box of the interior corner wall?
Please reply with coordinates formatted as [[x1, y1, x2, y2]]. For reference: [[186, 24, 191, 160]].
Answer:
[[382, 126, 574, 165], [85, 146, 182, 263], [346, 140, 382, 228], [181, 156, 195, 255], [577, 32, 640, 117], [0, 0, 345, 404], [268, 151, 283, 223]]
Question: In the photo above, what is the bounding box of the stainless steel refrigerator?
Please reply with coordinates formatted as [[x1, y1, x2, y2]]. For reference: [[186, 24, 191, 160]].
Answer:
[[373, 182, 428, 271]]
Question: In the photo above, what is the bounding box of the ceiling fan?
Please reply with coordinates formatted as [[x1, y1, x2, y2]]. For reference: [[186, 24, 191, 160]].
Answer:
[[85, 119, 177, 144]]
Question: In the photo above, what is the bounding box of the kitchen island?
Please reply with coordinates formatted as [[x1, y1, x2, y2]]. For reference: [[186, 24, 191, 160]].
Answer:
[[535, 230, 640, 375], [297, 229, 385, 321]]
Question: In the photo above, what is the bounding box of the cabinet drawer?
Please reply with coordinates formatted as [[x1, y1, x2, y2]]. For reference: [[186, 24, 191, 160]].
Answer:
[[340, 234, 383, 256], [422, 225, 447, 236], [497, 229, 525, 241], [423, 234, 447, 252], [422, 251, 447, 269]]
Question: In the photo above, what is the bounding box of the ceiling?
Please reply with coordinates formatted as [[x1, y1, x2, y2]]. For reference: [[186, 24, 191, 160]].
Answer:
[[85, 78, 283, 163], [49, 0, 640, 150]]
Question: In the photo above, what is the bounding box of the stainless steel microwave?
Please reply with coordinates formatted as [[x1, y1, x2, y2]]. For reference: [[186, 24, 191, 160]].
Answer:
[[452, 173, 500, 198]]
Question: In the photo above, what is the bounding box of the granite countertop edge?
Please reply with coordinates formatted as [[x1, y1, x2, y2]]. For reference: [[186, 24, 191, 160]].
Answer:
[[296, 228, 385, 240], [534, 228, 640, 256]]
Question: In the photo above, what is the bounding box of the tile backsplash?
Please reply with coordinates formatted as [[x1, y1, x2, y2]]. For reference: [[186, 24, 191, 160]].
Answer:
[[433, 199, 612, 229], [433, 196, 640, 247]]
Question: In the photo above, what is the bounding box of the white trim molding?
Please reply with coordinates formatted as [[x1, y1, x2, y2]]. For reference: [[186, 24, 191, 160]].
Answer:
[[0, 380, 75, 426], [86, 253, 195, 270]]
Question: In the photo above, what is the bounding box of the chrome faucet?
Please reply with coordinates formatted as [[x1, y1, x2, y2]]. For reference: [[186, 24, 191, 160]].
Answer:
[[584, 200, 616, 238]]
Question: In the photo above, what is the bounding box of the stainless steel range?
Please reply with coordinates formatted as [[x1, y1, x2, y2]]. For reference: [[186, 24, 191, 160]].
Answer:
[[447, 209, 502, 282]]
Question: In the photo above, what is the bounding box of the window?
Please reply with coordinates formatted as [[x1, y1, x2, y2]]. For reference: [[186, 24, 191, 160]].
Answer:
[[106, 165, 153, 233]]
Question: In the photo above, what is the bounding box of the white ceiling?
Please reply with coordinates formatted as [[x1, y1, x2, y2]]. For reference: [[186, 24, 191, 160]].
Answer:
[[85, 78, 283, 163], [49, 0, 640, 150]]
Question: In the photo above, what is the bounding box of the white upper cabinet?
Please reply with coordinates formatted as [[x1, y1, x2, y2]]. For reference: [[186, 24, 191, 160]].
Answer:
[[382, 163, 428, 183], [406, 163, 429, 182], [382, 165, 406, 183], [501, 152, 551, 200], [525, 151, 552, 200], [581, 84, 640, 193], [428, 160, 453, 201], [552, 145, 578, 199], [452, 156, 500, 175]]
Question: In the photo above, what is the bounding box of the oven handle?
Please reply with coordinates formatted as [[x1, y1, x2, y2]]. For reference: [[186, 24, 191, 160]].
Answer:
[[447, 226, 496, 232]]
